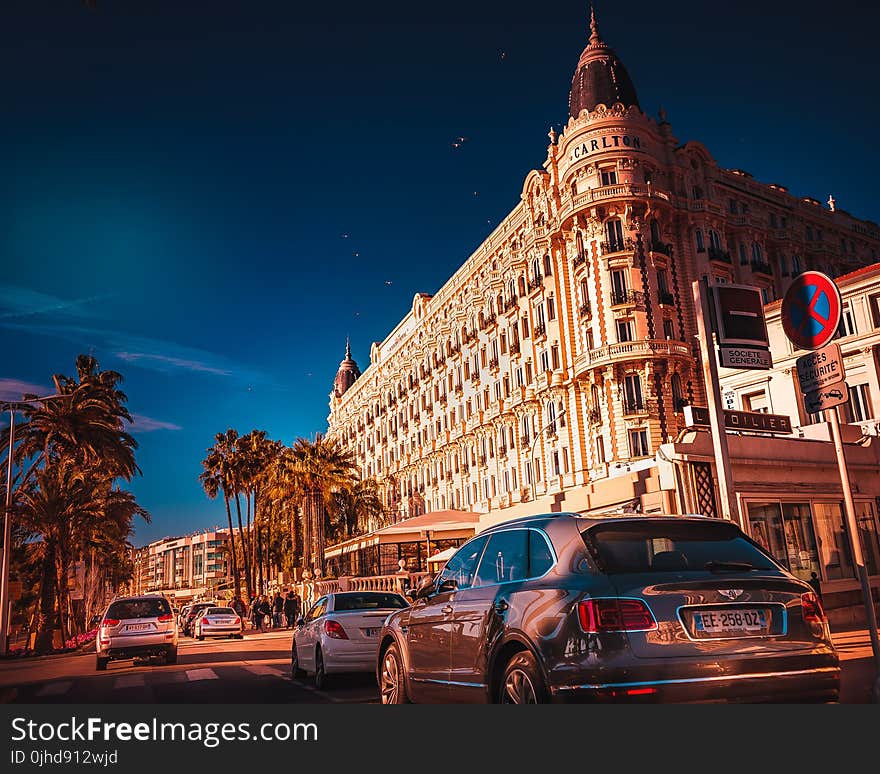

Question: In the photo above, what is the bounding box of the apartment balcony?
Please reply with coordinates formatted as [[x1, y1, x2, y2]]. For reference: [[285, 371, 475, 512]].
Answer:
[[622, 398, 648, 416], [578, 302, 592, 319], [509, 340, 521, 356], [503, 295, 519, 312], [650, 240, 671, 256], [488, 357, 499, 371], [575, 339, 692, 374], [569, 182, 653, 211], [601, 237, 634, 256], [751, 260, 773, 277], [610, 289, 643, 308], [658, 290, 675, 306], [527, 276, 543, 293], [453, 383, 463, 396], [533, 322, 547, 339], [587, 407, 601, 425], [572, 253, 587, 269], [708, 246, 732, 265]]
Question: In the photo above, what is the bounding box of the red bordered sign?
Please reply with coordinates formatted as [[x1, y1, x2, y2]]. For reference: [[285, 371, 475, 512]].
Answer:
[[781, 271, 842, 351]]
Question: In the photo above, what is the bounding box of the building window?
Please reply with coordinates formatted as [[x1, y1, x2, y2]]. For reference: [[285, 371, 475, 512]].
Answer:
[[739, 244, 748, 266], [616, 319, 634, 343], [657, 269, 670, 295], [600, 168, 618, 186], [791, 254, 802, 274], [623, 374, 644, 413], [596, 436, 606, 464], [552, 451, 560, 476], [611, 268, 628, 301], [576, 232, 585, 261], [695, 229, 705, 252], [650, 219, 661, 243], [708, 230, 721, 250], [846, 384, 874, 422], [671, 373, 685, 411], [540, 349, 550, 373], [743, 390, 768, 413], [551, 345, 560, 370], [629, 429, 649, 457], [580, 278, 590, 305], [836, 302, 856, 338], [605, 219, 624, 251], [761, 286, 773, 305], [543, 254, 552, 276], [663, 318, 675, 340], [547, 296, 556, 320]]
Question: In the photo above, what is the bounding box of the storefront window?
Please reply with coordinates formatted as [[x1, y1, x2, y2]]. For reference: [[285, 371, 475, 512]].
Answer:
[[780, 503, 820, 581], [747, 502, 786, 563], [813, 502, 852, 580], [856, 502, 880, 577]]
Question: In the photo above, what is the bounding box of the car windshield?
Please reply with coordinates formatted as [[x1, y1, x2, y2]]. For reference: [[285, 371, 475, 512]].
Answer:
[[106, 598, 170, 620], [206, 607, 234, 615], [333, 593, 408, 611], [582, 519, 778, 575]]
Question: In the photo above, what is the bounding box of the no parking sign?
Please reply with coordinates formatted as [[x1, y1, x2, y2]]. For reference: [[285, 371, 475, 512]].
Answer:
[[781, 271, 842, 351]]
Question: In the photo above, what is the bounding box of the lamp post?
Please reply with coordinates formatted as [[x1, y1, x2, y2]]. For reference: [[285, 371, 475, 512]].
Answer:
[[0, 394, 64, 655], [529, 405, 567, 505]]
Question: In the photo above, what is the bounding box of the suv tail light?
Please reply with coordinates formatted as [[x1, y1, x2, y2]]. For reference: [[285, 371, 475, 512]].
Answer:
[[157, 613, 174, 622], [324, 620, 349, 640], [101, 619, 120, 627], [801, 592, 827, 624], [578, 598, 657, 633]]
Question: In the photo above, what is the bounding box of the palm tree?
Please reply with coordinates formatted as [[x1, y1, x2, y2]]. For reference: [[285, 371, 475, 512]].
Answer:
[[199, 440, 241, 601], [289, 434, 358, 574], [329, 478, 384, 542]]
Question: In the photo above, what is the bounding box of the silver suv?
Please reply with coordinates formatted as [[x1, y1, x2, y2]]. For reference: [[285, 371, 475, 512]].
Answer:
[[96, 594, 179, 670]]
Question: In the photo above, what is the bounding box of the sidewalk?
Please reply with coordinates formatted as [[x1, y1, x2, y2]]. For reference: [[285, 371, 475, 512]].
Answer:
[[831, 625, 880, 703]]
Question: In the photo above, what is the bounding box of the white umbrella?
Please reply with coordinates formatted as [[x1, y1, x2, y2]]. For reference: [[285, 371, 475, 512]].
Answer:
[[426, 547, 456, 567]]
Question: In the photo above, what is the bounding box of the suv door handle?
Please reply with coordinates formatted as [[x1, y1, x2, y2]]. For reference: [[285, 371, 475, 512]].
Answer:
[[442, 605, 453, 615], [494, 600, 509, 614]]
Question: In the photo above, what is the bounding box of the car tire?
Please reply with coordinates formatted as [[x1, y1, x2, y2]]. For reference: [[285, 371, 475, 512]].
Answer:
[[498, 651, 547, 704], [165, 647, 178, 665], [314, 648, 330, 691], [290, 641, 305, 679], [96, 656, 109, 671], [379, 643, 409, 704]]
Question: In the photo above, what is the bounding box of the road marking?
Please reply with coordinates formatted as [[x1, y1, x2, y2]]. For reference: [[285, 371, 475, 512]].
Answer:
[[185, 668, 219, 682], [243, 665, 285, 677], [151, 671, 187, 685], [290, 679, 343, 703], [35, 681, 73, 697], [114, 674, 145, 689]]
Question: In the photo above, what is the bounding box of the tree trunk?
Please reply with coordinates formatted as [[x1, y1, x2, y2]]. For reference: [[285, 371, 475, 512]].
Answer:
[[34, 540, 58, 655], [303, 489, 325, 575], [246, 491, 254, 593], [223, 494, 241, 600], [254, 490, 264, 594], [234, 490, 252, 601], [290, 504, 300, 571]]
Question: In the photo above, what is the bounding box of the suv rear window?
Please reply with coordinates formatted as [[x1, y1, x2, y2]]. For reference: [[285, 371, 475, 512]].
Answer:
[[334, 593, 407, 611], [583, 520, 777, 575], [206, 607, 235, 615], [106, 598, 171, 620]]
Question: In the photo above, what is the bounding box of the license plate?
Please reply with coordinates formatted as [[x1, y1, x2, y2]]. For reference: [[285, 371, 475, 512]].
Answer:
[[693, 608, 768, 636], [363, 628, 378, 637], [124, 623, 152, 632]]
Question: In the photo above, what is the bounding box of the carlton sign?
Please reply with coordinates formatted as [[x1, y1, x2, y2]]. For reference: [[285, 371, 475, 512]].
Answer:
[[570, 133, 645, 162]]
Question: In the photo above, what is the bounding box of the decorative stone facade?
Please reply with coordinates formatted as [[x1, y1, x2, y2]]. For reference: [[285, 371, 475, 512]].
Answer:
[[326, 11, 880, 522]]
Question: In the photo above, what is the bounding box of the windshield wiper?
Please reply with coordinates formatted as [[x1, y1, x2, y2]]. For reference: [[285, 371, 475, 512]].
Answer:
[[704, 560, 756, 573]]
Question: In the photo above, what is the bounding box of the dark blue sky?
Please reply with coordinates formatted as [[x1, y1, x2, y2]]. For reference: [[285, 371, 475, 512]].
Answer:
[[2, 0, 877, 546]]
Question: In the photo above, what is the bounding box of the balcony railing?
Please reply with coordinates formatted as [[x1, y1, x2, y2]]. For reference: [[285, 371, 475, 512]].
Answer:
[[658, 290, 675, 306], [573, 253, 587, 267], [587, 407, 601, 424], [751, 260, 773, 275], [651, 240, 671, 256], [610, 289, 639, 306], [488, 357, 499, 370], [509, 340, 521, 355], [578, 302, 592, 318], [527, 276, 543, 292], [601, 237, 634, 255], [623, 398, 647, 415], [578, 339, 692, 372], [708, 246, 732, 264], [533, 322, 547, 338]]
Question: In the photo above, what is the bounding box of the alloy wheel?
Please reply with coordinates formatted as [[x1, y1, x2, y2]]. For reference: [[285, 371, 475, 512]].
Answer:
[[380, 650, 402, 704], [502, 668, 537, 704]]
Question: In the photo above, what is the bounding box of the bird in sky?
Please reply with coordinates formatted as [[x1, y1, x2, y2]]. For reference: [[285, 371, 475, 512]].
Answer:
[[473, 191, 480, 196], [451, 142, 462, 149], [499, 50, 507, 61], [384, 280, 393, 286], [340, 233, 350, 239], [353, 251, 360, 257]]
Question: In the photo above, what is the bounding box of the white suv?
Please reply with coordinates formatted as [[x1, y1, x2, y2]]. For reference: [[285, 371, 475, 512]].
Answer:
[[96, 595, 178, 670]]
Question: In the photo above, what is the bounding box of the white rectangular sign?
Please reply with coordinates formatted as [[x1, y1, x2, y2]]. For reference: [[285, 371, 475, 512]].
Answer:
[[804, 379, 849, 414], [718, 346, 771, 370], [796, 343, 844, 395]]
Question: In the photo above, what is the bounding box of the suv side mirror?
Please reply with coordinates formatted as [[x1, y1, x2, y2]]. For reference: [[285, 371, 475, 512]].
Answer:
[[295, 617, 305, 627], [436, 577, 458, 595], [413, 578, 436, 600]]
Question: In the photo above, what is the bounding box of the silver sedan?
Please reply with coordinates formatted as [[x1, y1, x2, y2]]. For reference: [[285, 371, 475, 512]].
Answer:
[[291, 591, 408, 690]]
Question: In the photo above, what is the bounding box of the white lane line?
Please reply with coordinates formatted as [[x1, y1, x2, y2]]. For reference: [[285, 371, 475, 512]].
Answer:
[[114, 674, 145, 689], [35, 681, 73, 697], [290, 679, 343, 704], [243, 665, 285, 677], [185, 668, 219, 682]]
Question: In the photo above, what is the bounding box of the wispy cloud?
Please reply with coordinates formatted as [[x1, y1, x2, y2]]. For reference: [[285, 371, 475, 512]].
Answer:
[[0, 322, 266, 384], [129, 414, 183, 433], [0, 285, 112, 320], [115, 352, 232, 376], [0, 378, 52, 401]]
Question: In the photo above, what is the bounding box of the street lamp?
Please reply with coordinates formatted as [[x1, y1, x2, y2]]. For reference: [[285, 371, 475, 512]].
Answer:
[[0, 394, 65, 655], [529, 405, 567, 505]]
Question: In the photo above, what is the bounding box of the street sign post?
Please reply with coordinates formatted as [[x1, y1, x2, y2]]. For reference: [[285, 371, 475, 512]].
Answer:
[[782, 271, 880, 702], [781, 270, 842, 351], [796, 342, 844, 394]]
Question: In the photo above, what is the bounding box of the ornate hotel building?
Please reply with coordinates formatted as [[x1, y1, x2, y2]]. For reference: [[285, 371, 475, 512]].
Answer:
[[326, 11, 880, 524]]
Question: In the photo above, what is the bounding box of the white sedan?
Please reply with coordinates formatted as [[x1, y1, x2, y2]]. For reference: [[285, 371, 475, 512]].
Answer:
[[194, 606, 244, 640], [290, 591, 409, 689]]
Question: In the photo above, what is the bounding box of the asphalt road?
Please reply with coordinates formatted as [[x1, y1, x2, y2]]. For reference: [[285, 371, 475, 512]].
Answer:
[[0, 626, 876, 704], [0, 628, 379, 705]]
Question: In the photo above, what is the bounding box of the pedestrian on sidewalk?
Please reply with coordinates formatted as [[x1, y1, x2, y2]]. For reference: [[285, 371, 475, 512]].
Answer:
[[284, 591, 300, 629], [272, 592, 284, 628], [249, 597, 261, 632], [257, 595, 272, 632]]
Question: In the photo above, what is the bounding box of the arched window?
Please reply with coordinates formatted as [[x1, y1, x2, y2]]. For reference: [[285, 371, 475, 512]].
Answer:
[[791, 254, 802, 273], [590, 384, 600, 411], [752, 242, 763, 262], [576, 232, 585, 261], [546, 401, 557, 434], [508, 279, 516, 300], [518, 275, 526, 296], [531, 258, 542, 281], [695, 229, 705, 252], [580, 278, 590, 305], [605, 219, 624, 252], [543, 254, 552, 277], [496, 294, 503, 313], [708, 230, 721, 250], [520, 415, 531, 444]]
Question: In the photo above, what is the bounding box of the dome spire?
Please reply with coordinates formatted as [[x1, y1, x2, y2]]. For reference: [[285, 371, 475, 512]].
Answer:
[[589, 4, 602, 47], [345, 336, 351, 360]]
